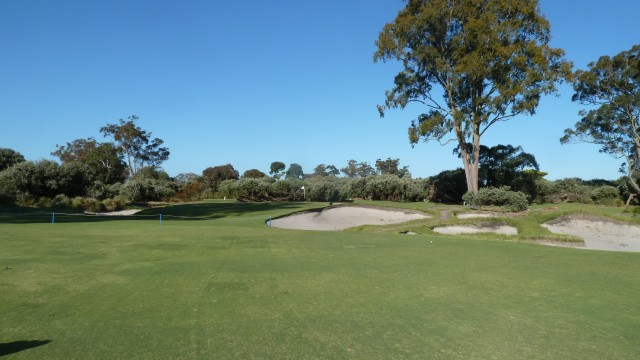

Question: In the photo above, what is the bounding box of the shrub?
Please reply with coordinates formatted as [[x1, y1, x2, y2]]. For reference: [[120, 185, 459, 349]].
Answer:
[[120, 178, 176, 202], [52, 194, 72, 208], [428, 169, 468, 203], [103, 196, 129, 212], [463, 187, 529, 212], [365, 175, 421, 202], [590, 185, 621, 206], [307, 180, 341, 202], [71, 197, 105, 212]]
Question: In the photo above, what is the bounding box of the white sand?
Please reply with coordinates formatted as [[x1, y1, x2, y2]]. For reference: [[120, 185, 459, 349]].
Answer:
[[86, 209, 142, 216], [456, 213, 496, 219], [432, 223, 518, 236], [542, 218, 640, 252], [270, 206, 430, 231]]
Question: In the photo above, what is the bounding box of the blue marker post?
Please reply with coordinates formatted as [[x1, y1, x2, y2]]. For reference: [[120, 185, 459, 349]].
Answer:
[[51, 211, 55, 224], [160, 213, 163, 225], [269, 216, 272, 227]]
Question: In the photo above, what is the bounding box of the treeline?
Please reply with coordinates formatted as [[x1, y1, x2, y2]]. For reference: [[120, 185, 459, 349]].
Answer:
[[1, 120, 637, 211]]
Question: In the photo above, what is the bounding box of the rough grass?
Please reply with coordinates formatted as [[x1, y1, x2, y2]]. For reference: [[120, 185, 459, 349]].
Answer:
[[1, 201, 639, 359]]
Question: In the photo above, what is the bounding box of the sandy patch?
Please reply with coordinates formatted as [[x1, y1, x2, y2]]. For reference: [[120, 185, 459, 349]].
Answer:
[[433, 223, 517, 236], [85, 209, 142, 216], [542, 217, 640, 252], [456, 213, 496, 219], [270, 206, 430, 231]]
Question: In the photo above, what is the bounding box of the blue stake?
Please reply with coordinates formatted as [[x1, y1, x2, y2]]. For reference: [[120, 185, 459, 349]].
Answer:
[[52, 211, 55, 224], [269, 216, 272, 227], [160, 213, 163, 225]]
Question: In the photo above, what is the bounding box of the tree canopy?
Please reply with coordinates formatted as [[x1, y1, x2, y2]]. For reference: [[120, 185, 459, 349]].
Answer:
[[375, 0, 571, 192], [375, 158, 411, 178], [285, 163, 304, 179], [561, 44, 640, 196], [202, 164, 239, 192], [341, 160, 376, 178], [52, 138, 126, 184], [312, 164, 340, 177], [100, 115, 170, 177], [269, 161, 286, 179], [0, 148, 26, 172]]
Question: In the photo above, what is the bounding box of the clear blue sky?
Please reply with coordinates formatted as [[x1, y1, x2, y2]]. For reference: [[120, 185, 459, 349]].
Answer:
[[1, 0, 638, 180]]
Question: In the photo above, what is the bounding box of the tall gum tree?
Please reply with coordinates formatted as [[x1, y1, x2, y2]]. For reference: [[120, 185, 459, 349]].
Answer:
[[374, 0, 571, 193], [561, 45, 640, 204]]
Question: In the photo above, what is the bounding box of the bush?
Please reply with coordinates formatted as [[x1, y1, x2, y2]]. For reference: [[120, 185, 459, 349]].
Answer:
[[590, 185, 621, 206], [103, 196, 129, 212], [364, 175, 421, 202], [71, 197, 105, 212], [307, 180, 342, 202], [120, 178, 176, 202], [52, 194, 72, 208], [463, 187, 529, 212], [428, 169, 468, 203]]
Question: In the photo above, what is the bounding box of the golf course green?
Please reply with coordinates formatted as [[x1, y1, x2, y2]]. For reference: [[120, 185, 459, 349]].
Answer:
[[1, 201, 639, 359]]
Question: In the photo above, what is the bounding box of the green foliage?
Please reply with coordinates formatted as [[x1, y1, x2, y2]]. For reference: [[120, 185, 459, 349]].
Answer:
[[242, 169, 267, 179], [312, 164, 340, 177], [221, 178, 271, 201], [120, 178, 176, 202], [562, 44, 640, 193], [341, 159, 375, 178], [100, 115, 170, 177], [269, 161, 286, 179], [306, 177, 345, 202], [590, 185, 622, 206], [174, 181, 204, 202], [285, 163, 304, 179], [463, 187, 529, 212], [428, 169, 468, 204], [364, 175, 421, 202], [0, 148, 26, 172], [375, 0, 571, 192], [375, 158, 411, 178], [202, 164, 239, 192], [70, 197, 105, 212]]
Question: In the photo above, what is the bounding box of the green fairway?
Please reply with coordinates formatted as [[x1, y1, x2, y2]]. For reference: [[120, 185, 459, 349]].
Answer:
[[1, 201, 639, 359]]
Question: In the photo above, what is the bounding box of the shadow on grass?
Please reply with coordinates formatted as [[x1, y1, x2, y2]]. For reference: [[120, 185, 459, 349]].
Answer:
[[0, 202, 310, 224], [0, 340, 51, 356]]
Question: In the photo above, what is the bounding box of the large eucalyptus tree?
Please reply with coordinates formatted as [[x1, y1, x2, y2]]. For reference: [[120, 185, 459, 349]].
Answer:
[[375, 0, 570, 192]]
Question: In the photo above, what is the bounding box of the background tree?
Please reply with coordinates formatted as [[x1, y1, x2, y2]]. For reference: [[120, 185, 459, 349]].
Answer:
[[269, 161, 286, 179], [375, 0, 571, 193], [242, 169, 267, 178], [53, 139, 126, 184], [0, 148, 26, 172], [341, 160, 377, 178], [285, 163, 304, 179], [312, 164, 340, 177], [375, 158, 411, 178], [100, 115, 170, 177], [561, 44, 640, 203], [52, 138, 98, 163], [455, 144, 539, 184], [202, 164, 239, 192]]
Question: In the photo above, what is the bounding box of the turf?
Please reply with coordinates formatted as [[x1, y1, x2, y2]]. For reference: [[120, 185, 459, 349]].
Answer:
[[1, 201, 639, 359]]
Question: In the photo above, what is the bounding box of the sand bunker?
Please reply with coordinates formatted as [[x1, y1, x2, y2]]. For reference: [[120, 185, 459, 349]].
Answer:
[[85, 209, 142, 216], [456, 213, 496, 219], [270, 206, 430, 231], [542, 217, 640, 252], [432, 222, 518, 236]]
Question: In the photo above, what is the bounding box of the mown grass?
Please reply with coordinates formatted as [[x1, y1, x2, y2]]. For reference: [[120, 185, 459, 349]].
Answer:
[[1, 201, 639, 359]]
